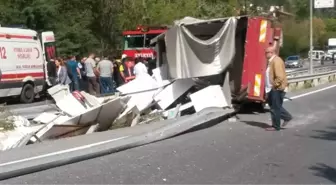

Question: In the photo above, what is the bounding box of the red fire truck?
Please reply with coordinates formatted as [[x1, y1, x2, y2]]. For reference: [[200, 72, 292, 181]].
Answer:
[[122, 25, 168, 59]]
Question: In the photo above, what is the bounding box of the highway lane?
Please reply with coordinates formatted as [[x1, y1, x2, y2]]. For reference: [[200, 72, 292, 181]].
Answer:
[[286, 60, 336, 73], [2, 84, 336, 184]]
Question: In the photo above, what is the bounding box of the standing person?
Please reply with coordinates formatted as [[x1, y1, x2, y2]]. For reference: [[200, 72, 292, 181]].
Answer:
[[55, 58, 72, 88], [113, 59, 125, 87], [121, 56, 136, 82], [47, 59, 57, 86], [67, 56, 82, 91], [80, 57, 88, 92], [119, 54, 127, 83], [85, 53, 100, 95], [97, 56, 114, 94], [265, 47, 293, 131], [133, 57, 148, 78]]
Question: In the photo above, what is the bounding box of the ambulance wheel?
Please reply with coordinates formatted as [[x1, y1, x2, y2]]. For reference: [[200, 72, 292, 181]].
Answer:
[[20, 83, 35, 103]]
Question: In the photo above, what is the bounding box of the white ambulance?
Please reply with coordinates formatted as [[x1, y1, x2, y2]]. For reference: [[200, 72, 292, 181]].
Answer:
[[0, 27, 56, 103]]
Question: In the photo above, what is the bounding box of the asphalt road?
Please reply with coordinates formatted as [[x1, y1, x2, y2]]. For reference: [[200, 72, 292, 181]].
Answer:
[[5, 100, 56, 120], [2, 84, 336, 184]]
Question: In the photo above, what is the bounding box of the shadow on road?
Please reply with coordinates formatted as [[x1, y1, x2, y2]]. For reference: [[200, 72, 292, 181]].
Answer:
[[242, 121, 271, 129], [311, 126, 336, 141], [310, 163, 336, 183]]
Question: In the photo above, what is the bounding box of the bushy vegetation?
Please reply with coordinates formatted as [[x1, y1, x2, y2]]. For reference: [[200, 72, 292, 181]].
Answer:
[[0, 0, 335, 57]]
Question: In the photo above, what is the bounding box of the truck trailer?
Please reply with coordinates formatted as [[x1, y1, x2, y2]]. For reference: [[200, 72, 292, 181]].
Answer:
[[151, 16, 282, 110]]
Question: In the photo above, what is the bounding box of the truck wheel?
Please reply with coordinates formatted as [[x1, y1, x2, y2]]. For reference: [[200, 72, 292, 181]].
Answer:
[[20, 83, 35, 103], [252, 102, 266, 113]]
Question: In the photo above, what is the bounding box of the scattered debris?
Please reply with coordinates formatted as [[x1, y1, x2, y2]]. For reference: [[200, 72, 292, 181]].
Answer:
[[1, 16, 244, 151]]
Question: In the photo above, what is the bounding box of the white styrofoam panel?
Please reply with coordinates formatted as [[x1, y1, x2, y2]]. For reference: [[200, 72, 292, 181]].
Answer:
[[117, 73, 159, 94], [56, 94, 87, 117], [97, 98, 125, 131], [190, 85, 228, 112], [154, 79, 195, 110]]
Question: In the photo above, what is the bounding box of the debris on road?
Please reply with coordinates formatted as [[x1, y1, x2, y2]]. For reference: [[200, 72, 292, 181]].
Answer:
[[1, 16, 247, 151]]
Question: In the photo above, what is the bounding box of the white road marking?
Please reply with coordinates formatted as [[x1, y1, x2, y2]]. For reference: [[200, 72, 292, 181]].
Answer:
[[265, 84, 336, 108], [0, 136, 129, 167], [285, 84, 336, 101]]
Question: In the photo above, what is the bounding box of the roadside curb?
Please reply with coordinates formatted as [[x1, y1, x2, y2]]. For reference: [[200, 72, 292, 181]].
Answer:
[[0, 107, 234, 180]]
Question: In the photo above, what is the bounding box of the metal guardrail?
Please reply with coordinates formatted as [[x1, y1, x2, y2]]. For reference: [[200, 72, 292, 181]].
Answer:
[[286, 66, 335, 78], [288, 70, 336, 83]]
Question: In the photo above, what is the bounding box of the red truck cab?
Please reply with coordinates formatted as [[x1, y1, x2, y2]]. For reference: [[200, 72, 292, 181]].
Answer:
[[122, 25, 168, 59]]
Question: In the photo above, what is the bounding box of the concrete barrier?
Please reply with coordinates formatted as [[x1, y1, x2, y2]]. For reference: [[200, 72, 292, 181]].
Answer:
[[287, 71, 336, 92]]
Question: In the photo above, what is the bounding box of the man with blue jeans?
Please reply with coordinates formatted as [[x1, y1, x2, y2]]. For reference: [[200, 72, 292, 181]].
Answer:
[[67, 56, 81, 91], [97, 57, 115, 94], [265, 47, 292, 131]]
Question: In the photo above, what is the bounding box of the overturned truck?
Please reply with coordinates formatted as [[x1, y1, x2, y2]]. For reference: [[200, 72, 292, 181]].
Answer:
[[151, 16, 282, 111]]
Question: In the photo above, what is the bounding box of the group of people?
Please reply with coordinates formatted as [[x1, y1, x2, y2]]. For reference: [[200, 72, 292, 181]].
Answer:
[[46, 53, 153, 96]]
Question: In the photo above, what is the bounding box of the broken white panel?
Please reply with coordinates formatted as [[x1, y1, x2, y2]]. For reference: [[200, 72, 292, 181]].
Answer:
[[154, 78, 195, 110], [48, 84, 71, 102], [190, 85, 228, 112], [81, 91, 103, 107], [117, 89, 157, 119], [162, 102, 193, 117], [86, 124, 99, 134], [0, 125, 43, 151], [152, 64, 171, 86], [32, 115, 81, 142], [77, 105, 102, 125], [117, 73, 160, 94], [33, 112, 72, 125], [97, 95, 117, 104], [97, 97, 125, 131], [56, 94, 87, 117], [38, 125, 89, 140]]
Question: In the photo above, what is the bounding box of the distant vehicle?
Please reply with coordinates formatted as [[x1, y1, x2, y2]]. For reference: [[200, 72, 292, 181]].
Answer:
[[285, 55, 303, 68], [324, 52, 333, 60], [308, 50, 325, 61], [327, 38, 336, 57]]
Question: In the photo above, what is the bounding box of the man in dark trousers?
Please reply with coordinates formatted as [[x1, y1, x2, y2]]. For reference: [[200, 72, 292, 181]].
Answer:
[[85, 53, 100, 95], [265, 46, 293, 131]]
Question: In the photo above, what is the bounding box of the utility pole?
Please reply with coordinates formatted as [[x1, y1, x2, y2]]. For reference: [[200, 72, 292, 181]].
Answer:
[[309, 0, 313, 74], [244, 0, 247, 14]]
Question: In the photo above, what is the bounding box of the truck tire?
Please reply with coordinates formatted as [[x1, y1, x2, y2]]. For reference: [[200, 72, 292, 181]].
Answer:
[[255, 102, 266, 113], [20, 83, 35, 103]]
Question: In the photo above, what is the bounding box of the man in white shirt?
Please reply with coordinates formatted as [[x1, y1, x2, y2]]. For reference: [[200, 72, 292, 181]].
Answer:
[[133, 57, 148, 77], [265, 47, 292, 131]]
